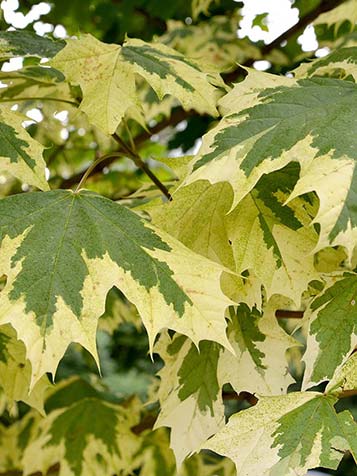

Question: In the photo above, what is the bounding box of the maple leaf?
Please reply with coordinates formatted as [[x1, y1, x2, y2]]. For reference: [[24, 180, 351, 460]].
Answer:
[[0, 30, 63, 60], [303, 274, 357, 388], [22, 397, 141, 476], [327, 351, 357, 395], [294, 46, 357, 81], [155, 333, 225, 466], [0, 324, 50, 413], [50, 34, 222, 134], [185, 70, 357, 256], [0, 190, 231, 384], [152, 164, 319, 305], [204, 392, 357, 476], [155, 301, 296, 464], [0, 108, 49, 190]]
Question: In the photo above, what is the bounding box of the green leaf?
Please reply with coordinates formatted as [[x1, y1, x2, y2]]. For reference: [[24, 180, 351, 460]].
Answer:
[[0, 190, 231, 384], [0, 324, 50, 413], [185, 70, 357, 255], [303, 274, 357, 388], [50, 34, 222, 134], [0, 108, 49, 190], [0, 31, 64, 60], [22, 397, 141, 476], [204, 392, 357, 475]]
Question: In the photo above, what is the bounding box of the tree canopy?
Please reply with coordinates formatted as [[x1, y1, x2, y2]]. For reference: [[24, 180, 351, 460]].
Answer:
[[0, 1, 357, 475]]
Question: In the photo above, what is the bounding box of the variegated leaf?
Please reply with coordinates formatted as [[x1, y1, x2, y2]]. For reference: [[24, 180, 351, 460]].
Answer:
[[22, 397, 141, 476], [0, 30, 63, 60], [155, 333, 225, 466], [327, 351, 357, 394], [303, 274, 357, 388], [155, 301, 296, 464], [153, 164, 319, 305], [204, 392, 357, 476], [0, 190, 231, 385], [185, 70, 357, 256], [0, 108, 49, 190], [50, 34, 222, 134], [294, 47, 357, 81], [0, 324, 50, 413]]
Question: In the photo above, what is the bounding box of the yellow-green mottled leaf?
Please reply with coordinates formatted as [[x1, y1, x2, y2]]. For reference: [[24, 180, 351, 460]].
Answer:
[[294, 47, 357, 81], [219, 301, 296, 397], [22, 397, 141, 476], [0, 108, 49, 190], [185, 70, 357, 256], [155, 301, 296, 464], [50, 34, 221, 134], [303, 274, 357, 388], [155, 165, 318, 305], [0, 412, 39, 473], [161, 16, 258, 73], [155, 333, 225, 465], [314, 0, 357, 33], [327, 352, 357, 394], [0, 324, 50, 414], [226, 165, 319, 305], [204, 392, 357, 476], [0, 190, 231, 385], [0, 31, 64, 61]]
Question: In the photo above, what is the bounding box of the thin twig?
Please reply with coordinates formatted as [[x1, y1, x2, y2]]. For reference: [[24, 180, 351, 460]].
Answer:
[[74, 153, 123, 192], [112, 133, 172, 201], [0, 97, 78, 106]]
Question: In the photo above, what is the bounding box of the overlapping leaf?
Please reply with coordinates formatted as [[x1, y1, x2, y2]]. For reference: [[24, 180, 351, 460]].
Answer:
[[0, 412, 39, 473], [50, 33, 222, 134], [327, 351, 357, 394], [22, 397, 141, 476], [152, 164, 319, 305], [0, 324, 50, 413], [303, 273, 357, 388], [155, 302, 296, 464], [185, 69, 357, 255], [204, 392, 357, 476], [0, 190, 231, 384], [0, 108, 49, 190], [155, 333, 225, 465]]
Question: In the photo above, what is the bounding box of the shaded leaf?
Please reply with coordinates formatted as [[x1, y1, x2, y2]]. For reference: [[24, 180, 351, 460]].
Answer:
[[0, 324, 50, 413]]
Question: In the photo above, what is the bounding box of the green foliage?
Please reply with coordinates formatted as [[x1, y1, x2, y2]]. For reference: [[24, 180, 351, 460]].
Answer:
[[0, 1, 357, 476]]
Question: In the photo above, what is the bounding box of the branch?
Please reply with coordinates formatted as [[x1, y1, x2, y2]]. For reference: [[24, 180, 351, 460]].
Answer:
[[275, 309, 304, 319]]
